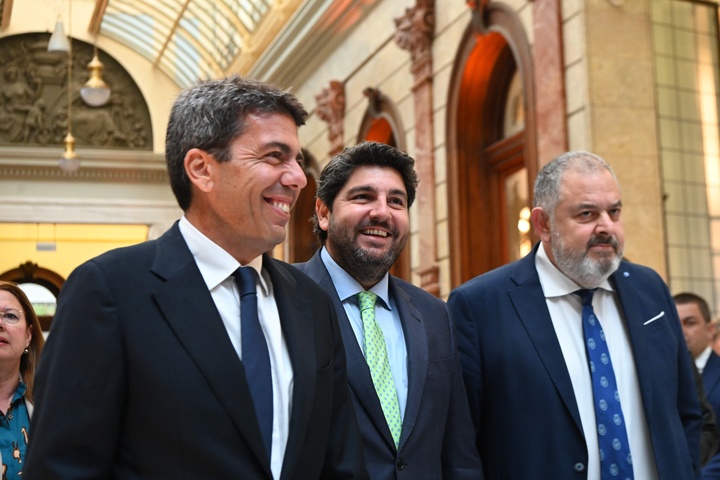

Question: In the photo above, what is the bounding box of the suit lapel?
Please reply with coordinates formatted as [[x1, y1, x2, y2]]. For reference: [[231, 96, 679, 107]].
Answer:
[[611, 265, 657, 419], [302, 252, 397, 449], [703, 353, 720, 398], [390, 279, 427, 450], [263, 256, 314, 479], [511, 249, 584, 431], [150, 225, 271, 475]]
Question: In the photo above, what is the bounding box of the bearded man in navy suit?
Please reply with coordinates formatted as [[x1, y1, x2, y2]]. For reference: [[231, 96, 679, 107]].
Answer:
[[296, 141, 481, 479], [449, 151, 701, 479], [25, 76, 368, 480]]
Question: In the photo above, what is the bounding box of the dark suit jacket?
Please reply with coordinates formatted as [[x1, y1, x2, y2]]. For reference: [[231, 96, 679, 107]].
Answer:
[[25, 223, 368, 480], [448, 245, 702, 480], [704, 352, 720, 429], [296, 251, 482, 479]]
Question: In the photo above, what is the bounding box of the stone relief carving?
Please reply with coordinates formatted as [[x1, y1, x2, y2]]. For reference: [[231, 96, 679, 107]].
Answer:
[[315, 80, 345, 157], [0, 33, 152, 149], [394, 0, 434, 80]]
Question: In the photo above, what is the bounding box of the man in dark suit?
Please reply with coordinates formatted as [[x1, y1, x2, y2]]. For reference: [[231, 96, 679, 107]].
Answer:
[[449, 151, 702, 479], [675, 292, 720, 471], [24, 76, 368, 479], [296, 142, 481, 479], [676, 293, 720, 419]]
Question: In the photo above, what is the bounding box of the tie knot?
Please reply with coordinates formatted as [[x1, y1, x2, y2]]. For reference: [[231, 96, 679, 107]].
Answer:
[[234, 267, 258, 298], [358, 291, 377, 313], [574, 288, 596, 307]]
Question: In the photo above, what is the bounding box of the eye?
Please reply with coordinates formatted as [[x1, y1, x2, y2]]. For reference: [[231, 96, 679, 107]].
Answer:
[[389, 197, 406, 208]]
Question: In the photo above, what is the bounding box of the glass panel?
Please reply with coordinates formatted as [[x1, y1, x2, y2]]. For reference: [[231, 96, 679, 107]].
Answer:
[[504, 168, 530, 262], [99, 0, 274, 88], [18, 283, 56, 317], [655, 0, 720, 313]]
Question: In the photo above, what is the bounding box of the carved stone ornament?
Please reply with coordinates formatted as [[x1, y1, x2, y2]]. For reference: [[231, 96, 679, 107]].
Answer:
[[315, 80, 345, 156], [393, 0, 435, 78], [0, 33, 152, 150]]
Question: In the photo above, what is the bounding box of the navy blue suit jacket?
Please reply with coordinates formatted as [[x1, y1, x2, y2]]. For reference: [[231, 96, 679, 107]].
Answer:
[[296, 251, 482, 479], [703, 352, 720, 427], [448, 245, 701, 479], [25, 223, 368, 480]]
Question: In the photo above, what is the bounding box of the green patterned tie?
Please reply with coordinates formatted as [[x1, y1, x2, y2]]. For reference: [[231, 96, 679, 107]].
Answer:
[[358, 291, 402, 448]]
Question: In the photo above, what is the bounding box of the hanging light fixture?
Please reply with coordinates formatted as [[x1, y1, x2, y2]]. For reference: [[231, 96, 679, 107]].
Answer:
[[80, 43, 111, 107], [47, 20, 70, 53], [59, 0, 80, 173]]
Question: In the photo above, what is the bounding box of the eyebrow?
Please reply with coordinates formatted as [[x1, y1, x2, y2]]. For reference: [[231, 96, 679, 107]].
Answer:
[[575, 200, 622, 210], [346, 185, 407, 199]]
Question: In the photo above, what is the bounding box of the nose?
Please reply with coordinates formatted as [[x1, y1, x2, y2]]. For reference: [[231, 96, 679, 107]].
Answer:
[[282, 160, 307, 191], [594, 211, 615, 236], [370, 198, 391, 221]]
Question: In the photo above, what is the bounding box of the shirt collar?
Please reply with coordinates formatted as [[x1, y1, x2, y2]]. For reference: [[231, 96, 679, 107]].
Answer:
[[178, 216, 268, 295], [535, 242, 613, 299], [320, 247, 392, 310], [696, 345, 713, 371]]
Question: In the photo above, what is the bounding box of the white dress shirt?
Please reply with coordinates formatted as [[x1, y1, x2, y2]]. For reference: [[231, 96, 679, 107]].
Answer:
[[535, 245, 658, 480], [320, 247, 409, 418], [179, 216, 293, 480], [696, 345, 713, 373]]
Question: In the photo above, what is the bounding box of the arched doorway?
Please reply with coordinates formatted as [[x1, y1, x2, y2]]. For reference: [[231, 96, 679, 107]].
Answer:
[[357, 88, 410, 282], [0, 262, 64, 331], [447, 6, 538, 286]]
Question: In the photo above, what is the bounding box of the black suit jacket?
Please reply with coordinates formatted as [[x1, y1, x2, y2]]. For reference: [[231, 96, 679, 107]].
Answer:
[[25, 223, 368, 480], [296, 251, 482, 479], [448, 245, 701, 479]]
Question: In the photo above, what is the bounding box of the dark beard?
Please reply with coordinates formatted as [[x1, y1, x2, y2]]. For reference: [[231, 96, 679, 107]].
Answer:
[[327, 216, 406, 287]]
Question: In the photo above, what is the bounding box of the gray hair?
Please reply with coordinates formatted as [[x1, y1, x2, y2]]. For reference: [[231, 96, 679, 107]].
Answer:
[[533, 151, 618, 216]]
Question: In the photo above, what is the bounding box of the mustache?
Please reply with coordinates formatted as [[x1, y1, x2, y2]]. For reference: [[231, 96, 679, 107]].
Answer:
[[587, 235, 618, 249]]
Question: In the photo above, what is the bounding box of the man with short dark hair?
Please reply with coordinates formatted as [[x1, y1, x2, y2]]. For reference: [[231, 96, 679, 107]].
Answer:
[[296, 141, 482, 479], [25, 76, 368, 479]]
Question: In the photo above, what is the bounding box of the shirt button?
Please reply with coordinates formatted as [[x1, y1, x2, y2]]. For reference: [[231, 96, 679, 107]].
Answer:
[[573, 462, 585, 473], [396, 459, 405, 470]]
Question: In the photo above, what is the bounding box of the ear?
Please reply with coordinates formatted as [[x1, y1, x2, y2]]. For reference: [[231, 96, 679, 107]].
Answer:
[[315, 197, 331, 232], [530, 207, 551, 243], [25, 324, 32, 349], [184, 148, 215, 193]]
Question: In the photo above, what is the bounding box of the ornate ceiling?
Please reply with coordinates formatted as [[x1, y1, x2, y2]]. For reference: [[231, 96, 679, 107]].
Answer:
[[1, 0, 302, 88]]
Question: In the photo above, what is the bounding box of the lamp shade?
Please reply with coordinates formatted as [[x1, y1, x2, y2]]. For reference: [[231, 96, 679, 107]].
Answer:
[[80, 55, 111, 107], [58, 132, 80, 172], [47, 21, 70, 53]]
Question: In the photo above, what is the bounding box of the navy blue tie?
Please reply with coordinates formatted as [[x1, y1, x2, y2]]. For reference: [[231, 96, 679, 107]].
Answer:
[[576, 288, 633, 480], [235, 267, 273, 461]]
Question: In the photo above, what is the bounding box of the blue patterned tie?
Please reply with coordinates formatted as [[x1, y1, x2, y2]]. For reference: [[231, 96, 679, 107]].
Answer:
[[234, 267, 273, 461], [576, 289, 633, 480], [358, 291, 402, 448]]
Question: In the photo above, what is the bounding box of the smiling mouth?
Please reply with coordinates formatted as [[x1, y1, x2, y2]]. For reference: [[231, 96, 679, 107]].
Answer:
[[269, 200, 290, 214], [361, 228, 389, 237]]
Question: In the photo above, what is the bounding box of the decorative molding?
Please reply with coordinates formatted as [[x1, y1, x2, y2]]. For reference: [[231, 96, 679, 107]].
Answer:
[[315, 80, 346, 157], [248, 0, 381, 87], [394, 0, 435, 83], [0, 196, 181, 224], [393, 0, 439, 295], [0, 146, 167, 183]]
